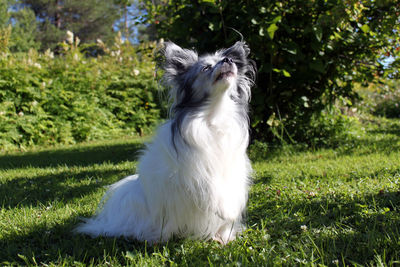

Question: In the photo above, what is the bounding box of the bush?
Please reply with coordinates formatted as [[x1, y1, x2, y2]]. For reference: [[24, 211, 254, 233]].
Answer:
[[0, 33, 164, 150], [374, 90, 400, 119], [142, 0, 400, 145], [356, 80, 400, 119], [265, 103, 361, 148]]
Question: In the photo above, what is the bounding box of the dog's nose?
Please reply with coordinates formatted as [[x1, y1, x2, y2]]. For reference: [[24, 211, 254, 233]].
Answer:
[[222, 57, 233, 64]]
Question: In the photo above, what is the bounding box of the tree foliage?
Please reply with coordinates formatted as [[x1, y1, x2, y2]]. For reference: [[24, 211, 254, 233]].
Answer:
[[0, 1, 40, 53], [9, 7, 40, 52], [141, 0, 400, 143], [18, 0, 121, 50]]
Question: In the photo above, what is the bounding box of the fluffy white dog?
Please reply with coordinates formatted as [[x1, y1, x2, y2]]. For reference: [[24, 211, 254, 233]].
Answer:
[[76, 41, 256, 244]]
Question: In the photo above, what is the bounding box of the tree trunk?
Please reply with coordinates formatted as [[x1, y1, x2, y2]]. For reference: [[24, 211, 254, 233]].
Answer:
[[55, 0, 62, 29], [124, 3, 128, 41]]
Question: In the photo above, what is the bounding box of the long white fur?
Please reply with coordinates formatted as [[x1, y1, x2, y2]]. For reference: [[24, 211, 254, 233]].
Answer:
[[75, 41, 255, 244]]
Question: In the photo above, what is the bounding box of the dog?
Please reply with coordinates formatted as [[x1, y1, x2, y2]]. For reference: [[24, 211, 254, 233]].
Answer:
[[75, 41, 256, 244]]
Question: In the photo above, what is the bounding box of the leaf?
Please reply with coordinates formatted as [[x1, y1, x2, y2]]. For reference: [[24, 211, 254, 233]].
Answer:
[[301, 96, 309, 108], [314, 26, 323, 42], [251, 18, 258, 25], [333, 32, 343, 40], [259, 27, 265, 36], [267, 113, 279, 127], [282, 70, 291, 77], [272, 68, 291, 77], [283, 42, 298, 55], [272, 16, 282, 24], [267, 24, 279, 40], [360, 24, 370, 33]]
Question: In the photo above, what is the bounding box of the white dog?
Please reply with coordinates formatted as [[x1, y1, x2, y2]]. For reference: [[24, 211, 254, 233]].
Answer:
[[76, 41, 256, 244]]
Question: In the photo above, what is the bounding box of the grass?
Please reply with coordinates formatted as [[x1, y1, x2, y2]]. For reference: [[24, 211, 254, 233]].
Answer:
[[1, 118, 400, 266]]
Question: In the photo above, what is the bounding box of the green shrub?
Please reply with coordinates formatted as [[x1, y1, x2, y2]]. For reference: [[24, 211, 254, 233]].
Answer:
[[142, 0, 399, 145], [0, 34, 164, 150], [356, 80, 400, 119], [264, 103, 362, 148], [374, 90, 400, 118], [304, 108, 361, 148]]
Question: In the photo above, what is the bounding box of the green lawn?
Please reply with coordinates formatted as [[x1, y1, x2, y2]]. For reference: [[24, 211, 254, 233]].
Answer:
[[1, 118, 399, 266]]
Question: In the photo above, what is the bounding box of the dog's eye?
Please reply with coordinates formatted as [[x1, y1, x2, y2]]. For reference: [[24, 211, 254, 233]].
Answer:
[[202, 65, 212, 72]]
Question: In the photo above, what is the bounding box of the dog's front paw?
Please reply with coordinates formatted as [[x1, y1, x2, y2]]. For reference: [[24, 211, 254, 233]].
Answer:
[[212, 223, 238, 245]]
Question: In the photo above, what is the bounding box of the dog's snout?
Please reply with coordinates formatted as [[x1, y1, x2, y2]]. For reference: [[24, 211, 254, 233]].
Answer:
[[222, 57, 233, 64]]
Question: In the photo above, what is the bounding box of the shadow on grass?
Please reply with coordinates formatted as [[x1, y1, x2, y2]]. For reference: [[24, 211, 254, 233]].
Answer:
[[247, 189, 400, 265], [0, 215, 146, 265], [368, 120, 400, 137], [0, 140, 159, 265], [0, 141, 145, 209], [336, 120, 400, 156], [0, 141, 144, 170], [0, 212, 197, 266], [339, 135, 400, 156], [0, 168, 133, 209]]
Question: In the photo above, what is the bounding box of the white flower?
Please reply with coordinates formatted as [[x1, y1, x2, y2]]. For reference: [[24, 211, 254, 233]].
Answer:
[[45, 49, 54, 59], [73, 53, 79, 61], [300, 225, 308, 231], [75, 36, 80, 46], [97, 39, 104, 45], [18, 111, 24, 116], [66, 30, 74, 44], [133, 69, 140, 76]]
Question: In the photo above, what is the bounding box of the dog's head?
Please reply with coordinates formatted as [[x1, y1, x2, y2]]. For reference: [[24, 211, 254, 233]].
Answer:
[[160, 41, 256, 112]]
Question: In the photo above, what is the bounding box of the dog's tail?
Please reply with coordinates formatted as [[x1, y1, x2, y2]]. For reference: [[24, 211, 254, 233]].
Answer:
[[74, 175, 156, 241]]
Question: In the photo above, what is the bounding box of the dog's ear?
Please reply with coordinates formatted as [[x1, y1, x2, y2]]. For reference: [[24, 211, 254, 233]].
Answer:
[[222, 41, 250, 60], [223, 41, 256, 83], [161, 42, 198, 81]]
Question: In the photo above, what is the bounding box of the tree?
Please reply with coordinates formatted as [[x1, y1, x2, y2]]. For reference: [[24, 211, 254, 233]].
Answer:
[[19, 0, 121, 50], [141, 0, 400, 143], [0, 0, 40, 53], [0, 0, 12, 53], [10, 7, 40, 52], [0, 1, 11, 26], [114, 0, 147, 43], [113, 0, 157, 43]]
